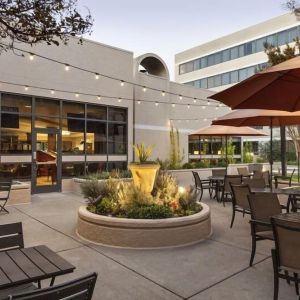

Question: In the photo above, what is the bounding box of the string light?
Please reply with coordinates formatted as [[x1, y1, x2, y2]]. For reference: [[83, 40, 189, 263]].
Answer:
[[75, 93, 79, 98], [202, 106, 206, 109], [155, 102, 159, 106], [65, 64, 70, 71], [29, 53, 34, 61], [24, 85, 29, 91], [187, 104, 190, 109], [161, 91, 165, 96], [118, 97, 122, 102], [207, 100, 210, 105], [51, 89, 55, 95], [193, 98, 197, 103], [120, 80, 125, 87], [179, 95, 182, 100], [172, 103, 176, 108], [137, 100, 141, 104], [143, 86, 147, 92], [97, 95, 101, 100], [95, 73, 100, 80]]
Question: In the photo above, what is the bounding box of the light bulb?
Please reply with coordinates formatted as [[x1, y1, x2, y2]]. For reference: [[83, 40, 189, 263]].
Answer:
[[187, 104, 190, 109], [172, 103, 175, 108], [118, 97, 122, 102], [193, 98, 197, 103], [24, 86, 29, 91], [207, 100, 210, 105], [162, 91, 165, 96], [137, 100, 141, 104], [120, 80, 125, 87], [29, 53, 34, 61], [75, 93, 79, 98], [155, 102, 159, 106], [65, 64, 70, 71], [143, 86, 147, 92], [51, 90, 55, 95], [179, 95, 182, 100], [95, 73, 99, 80], [97, 95, 101, 100]]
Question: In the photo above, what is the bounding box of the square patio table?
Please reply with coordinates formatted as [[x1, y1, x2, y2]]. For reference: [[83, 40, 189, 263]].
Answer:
[[0, 245, 75, 293]]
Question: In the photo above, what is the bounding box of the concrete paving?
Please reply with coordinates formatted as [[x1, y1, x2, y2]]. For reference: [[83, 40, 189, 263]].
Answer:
[[0, 191, 297, 300]]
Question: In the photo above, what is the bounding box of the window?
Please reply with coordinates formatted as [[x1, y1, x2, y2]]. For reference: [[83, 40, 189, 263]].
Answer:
[[238, 45, 244, 57], [200, 78, 208, 89], [207, 54, 214, 66], [278, 30, 288, 45], [0, 163, 31, 180], [35, 116, 60, 129], [62, 102, 85, 118], [207, 77, 215, 89], [108, 107, 127, 122], [194, 80, 201, 88], [222, 73, 230, 85], [256, 37, 266, 52], [1, 115, 31, 154], [87, 104, 106, 120], [244, 42, 253, 55], [87, 162, 107, 173], [200, 57, 207, 68], [214, 52, 222, 64], [62, 118, 85, 154], [193, 59, 200, 70], [86, 121, 106, 154], [239, 68, 248, 81], [266, 34, 277, 46], [62, 162, 85, 177], [214, 75, 222, 87], [1, 94, 32, 114], [230, 47, 239, 60], [288, 27, 298, 42], [108, 124, 127, 154], [179, 64, 186, 75], [230, 70, 239, 83], [35, 98, 60, 116], [222, 49, 230, 62]]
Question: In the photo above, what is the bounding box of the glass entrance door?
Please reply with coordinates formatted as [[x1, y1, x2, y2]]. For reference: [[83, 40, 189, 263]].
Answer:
[[32, 128, 61, 193]]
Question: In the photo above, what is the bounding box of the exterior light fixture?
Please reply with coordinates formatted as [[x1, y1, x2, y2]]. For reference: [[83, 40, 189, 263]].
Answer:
[[207, 100, 210, 105], [202, 106, 205, 109], [187, 104, 190, 109], [193, 98, 197, 103]]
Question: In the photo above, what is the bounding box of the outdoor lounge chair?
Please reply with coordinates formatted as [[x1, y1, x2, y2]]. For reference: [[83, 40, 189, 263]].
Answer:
[[192, 171, 212, 201], [274, 169, 295, 188], [220, 175, 242, 206], [7, 272, 98, 300], [271, 216, 300, 300], [247, 193, 282, 267], [0, 181, 12, 214], [230, 184, 252, 228], [243, 178, 266, 189], [0, 222, 24, 251]]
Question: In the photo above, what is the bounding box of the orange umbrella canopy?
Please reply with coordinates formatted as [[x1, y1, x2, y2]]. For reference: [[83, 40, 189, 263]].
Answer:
[[189, 125, 267, 136], [210, 56, 300, 112], [212, 109, 300, 127]]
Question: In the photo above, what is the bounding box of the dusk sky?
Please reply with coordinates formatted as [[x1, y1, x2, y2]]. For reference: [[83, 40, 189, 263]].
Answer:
[[79, 0, 287, 79]]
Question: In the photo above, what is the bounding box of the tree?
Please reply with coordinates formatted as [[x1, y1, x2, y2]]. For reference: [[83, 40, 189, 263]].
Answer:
[[169, 126, 184, 169], [0, 0, 93, 52]]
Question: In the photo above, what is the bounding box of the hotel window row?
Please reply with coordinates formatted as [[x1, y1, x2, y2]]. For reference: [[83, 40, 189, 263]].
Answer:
[[179, 25, 300, 75], [184, 63, 268, 89], [0, 93, 128, 181]]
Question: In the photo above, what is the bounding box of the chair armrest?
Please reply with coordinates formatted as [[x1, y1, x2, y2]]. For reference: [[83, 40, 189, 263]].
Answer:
[[274, 175, 291, 180]]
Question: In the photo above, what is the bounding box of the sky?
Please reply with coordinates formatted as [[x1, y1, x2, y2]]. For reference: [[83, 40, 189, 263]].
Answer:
[[79, 0, 287, 80]]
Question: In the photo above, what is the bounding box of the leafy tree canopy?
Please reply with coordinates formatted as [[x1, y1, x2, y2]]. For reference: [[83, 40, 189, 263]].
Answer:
[[0, 0, 93, 51]]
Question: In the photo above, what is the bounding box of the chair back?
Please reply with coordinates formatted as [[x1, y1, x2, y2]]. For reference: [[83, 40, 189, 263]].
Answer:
[[248, 193, 281, 232], [243, 178, 266, 189], [271, 216, 300, 272], [0, 181, 12, 199], [237, 167, 249, 176], [249, 164, 263, 173], [192, 171, 202, 189], [224, 175, 242, 193], [212, 168, 226, 177], [8, 272, 98, 300], [262, 171, 270, 186], [253, 170, 263, 179], [0, 222, 24, 251], [231, 184, 251, 210]]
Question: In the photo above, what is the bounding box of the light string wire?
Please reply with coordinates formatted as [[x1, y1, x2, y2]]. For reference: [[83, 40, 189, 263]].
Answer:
[[0, 41, 220, 105], [0, 79, 229, 109]]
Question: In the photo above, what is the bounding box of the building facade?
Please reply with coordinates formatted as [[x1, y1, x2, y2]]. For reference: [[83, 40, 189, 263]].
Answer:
[[175, 13, 299, 92], [0, 37, 228, 193]]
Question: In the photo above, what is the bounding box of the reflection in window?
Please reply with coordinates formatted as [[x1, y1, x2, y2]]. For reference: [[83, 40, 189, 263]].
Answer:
[[62, 118, 85, 154], [35, 98, 60, 116], [0, 163, 31, 180], [86, 121, 107, 154], [108, 108, 127, 122], [87, 105, 106, 120], [1, 94, 32, 114], [107, 161, 127, 171], [62, 102, 85, 118], [108, 124, 126, 154], [1, 115, 31, 153], [62, 162, 85, 177], [87, 162, 107, 173], [35, 117, 60, 129]]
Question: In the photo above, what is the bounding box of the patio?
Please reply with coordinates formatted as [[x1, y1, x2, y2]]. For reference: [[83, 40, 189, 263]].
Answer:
[[0, 191, 296, 300]]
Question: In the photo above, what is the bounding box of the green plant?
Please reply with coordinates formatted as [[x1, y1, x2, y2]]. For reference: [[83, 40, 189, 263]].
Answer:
[[220, 138, 236, 164], [182, 162, 193, 169], [152, 173, 179, 204], [133, 142, 153, 163], [194, 160, 210, 168], [126, 204, 173, 219], [178, 187, 202, 215], [243, 142, 254, 163], [96, 197, 116, 215], [80, 180, 104, 205], [156, 158, 170, 170], [169, 126, 184, 169]]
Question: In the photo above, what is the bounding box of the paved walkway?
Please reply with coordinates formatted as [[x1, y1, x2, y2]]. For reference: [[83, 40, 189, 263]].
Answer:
[[0, 192, 297, 300]]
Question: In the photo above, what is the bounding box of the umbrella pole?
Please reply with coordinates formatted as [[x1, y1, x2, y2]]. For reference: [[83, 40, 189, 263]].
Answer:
[[226, 135, 228, 171], [270, 117, 273, 190]]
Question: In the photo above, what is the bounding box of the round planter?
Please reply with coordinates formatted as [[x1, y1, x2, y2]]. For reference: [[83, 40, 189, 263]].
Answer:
[[77, 204, 211, 248], [128, 163, 160, 193]]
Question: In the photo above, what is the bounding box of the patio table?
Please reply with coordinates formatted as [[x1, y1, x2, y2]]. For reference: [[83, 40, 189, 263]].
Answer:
[[0, 245, 75, 293], [208, 176, 224, 202], [251, 187, 300, 212], [272, 212, 300, 223]]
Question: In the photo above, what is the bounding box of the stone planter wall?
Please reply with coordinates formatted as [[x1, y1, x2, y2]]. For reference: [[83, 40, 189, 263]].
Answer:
[[77, 203, 211, 248]]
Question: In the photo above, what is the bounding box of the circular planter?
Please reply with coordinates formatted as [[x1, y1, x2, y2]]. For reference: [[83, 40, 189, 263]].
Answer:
[[77, 204, 211, 248]]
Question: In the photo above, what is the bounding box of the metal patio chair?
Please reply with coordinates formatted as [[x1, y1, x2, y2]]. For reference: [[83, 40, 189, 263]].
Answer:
[[220, 175, 242, 206], [0, 222, 24, 251], [8, 272, 98, 300], [0, 181, 12, 214], [192, 171, 212, 201], [247, 193, 282, 267], [274, 168, 295, 188], [243, 177, 266, 189]]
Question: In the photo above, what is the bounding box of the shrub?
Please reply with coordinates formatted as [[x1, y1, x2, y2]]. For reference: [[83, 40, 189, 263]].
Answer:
[[133, 142, 153, 163], [96, 197, 116, 215], [152, 173, 178, 204], [194, 160, 210, 168], [178, 187, 202, 215], [126, 204, 173, 219], [182, 162, 193, 169], [81, 180, 104, 205]]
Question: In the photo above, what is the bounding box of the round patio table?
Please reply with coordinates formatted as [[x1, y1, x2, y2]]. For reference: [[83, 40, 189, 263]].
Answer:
[[272, 212, 300, 222], [208, 176, 224, 202]]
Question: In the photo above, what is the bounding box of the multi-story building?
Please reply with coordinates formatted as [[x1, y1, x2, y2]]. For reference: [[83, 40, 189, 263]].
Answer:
[[175, 13, 299, 92]]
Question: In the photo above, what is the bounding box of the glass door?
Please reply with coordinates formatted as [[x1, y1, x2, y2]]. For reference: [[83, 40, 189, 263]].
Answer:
[[32, 128, 61, 193]]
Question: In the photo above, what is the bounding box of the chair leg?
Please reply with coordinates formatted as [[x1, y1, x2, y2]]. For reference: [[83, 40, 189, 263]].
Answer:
[[199, 190, 203, 201], [250, 235, 256, 267], [230, 208, 235, 228], [294, 273, 299, 295], [272, 249, 279, 300], [285, 271, 291, 284]]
